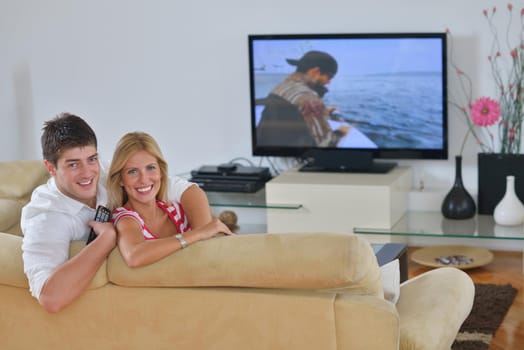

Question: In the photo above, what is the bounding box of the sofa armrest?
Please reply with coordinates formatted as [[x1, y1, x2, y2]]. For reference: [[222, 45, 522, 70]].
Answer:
[[335, 294, 400, 349], [107, 233, 383, 296], [397, 267, 475, 350]]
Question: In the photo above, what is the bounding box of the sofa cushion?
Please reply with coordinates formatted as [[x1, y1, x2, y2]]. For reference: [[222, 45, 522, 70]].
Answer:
[[108, 232, 383, 296], [0, 233, 108, 290], [0, 160, 48, 199], [0, 198, 24, 232], [0, 232, 29, 287], [380, 259, 400, 304]]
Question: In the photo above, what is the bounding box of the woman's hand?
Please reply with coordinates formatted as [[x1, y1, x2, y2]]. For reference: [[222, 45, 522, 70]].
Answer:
[[186, 217, 234, 244]]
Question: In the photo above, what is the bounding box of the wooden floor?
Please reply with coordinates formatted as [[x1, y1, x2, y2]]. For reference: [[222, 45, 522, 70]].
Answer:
[[408, 248, 524, 350]]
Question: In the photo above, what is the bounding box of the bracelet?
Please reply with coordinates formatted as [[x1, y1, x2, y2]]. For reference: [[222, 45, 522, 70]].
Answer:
[[175, 234, 187, 249]]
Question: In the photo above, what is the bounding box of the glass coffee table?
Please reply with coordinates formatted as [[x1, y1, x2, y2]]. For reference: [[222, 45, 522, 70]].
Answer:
[[354, 211, 524, 271]]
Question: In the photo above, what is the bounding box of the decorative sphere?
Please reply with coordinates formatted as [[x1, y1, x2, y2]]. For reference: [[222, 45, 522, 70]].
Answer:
[[218, 210, 239, 232]]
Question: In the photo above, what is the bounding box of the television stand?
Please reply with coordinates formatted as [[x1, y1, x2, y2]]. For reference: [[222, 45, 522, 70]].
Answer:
[[299, 161, 397, 174], [265, 166, 413, 236]]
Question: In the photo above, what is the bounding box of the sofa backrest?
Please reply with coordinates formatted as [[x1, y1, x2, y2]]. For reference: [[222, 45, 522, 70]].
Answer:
[[107, 233, 383, 296], [1, 231, 382, 298], [0, 160, 49, 200], [0, 160, 49, 235]]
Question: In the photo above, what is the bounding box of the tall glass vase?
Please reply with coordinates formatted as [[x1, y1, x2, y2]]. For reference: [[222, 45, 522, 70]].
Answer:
[[441, 155, 476, 219]]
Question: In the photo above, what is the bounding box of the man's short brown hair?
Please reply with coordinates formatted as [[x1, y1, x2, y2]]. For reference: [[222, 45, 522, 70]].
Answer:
[[41, 113, 97, 165]]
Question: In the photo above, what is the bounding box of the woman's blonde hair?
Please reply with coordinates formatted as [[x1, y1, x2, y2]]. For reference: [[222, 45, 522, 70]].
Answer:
[[107, 132, 169, 210]]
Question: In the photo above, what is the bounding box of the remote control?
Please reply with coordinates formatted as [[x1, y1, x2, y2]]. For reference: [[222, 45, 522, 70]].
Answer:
[[86, 205, 111, 245]]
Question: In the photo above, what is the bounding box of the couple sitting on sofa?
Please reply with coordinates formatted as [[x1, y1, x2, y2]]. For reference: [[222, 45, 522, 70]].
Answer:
[[22, 112, 402, 315], [9, 113, 477, 349], [21, 113, 235, 313]]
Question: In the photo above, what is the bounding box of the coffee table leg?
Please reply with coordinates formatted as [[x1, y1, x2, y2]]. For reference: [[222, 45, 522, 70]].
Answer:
[[399, 248, 408, 283]]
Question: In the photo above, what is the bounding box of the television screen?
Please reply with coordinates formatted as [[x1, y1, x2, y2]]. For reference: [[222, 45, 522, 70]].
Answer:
[[248, 33, 448, 172]]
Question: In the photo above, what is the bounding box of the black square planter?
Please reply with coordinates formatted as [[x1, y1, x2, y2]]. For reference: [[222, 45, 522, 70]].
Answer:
[[477, 153, 524, 215]]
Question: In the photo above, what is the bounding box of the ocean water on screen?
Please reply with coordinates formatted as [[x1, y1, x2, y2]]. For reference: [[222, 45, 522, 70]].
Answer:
[[254, 72, 444, 149]]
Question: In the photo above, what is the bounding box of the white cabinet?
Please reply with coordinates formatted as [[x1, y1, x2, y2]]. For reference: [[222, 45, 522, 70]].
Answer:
[[265, 167, 413, 235]]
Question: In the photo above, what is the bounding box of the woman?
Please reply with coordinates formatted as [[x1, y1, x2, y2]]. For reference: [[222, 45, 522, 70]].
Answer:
[[107, 131, 233, 267]]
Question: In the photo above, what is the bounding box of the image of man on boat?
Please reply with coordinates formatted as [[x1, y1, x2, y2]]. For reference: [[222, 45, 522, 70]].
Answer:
[[255, 50, 377, 149]]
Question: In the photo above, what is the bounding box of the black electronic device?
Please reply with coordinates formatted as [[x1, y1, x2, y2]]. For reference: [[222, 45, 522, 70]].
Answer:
[[217, 163, 238, 172], [190, 178, 267, 193], [192, 165, 271, 180], [300, 149, 397, 173], [248, 32, 448, 173], [190, 165, 272, 193], [86, 205, 111, 245]]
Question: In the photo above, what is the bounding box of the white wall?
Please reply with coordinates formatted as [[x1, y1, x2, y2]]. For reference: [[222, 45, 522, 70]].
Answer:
[[0, 0, 519, 192]]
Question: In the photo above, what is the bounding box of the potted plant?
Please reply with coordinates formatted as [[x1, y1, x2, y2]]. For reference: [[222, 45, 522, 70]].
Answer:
[[448, 3, 524, 215]]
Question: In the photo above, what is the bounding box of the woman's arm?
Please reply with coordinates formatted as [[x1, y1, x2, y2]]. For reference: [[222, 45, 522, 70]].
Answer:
[[179, 184, 213, 229], [116, 216, 233, 268], [116, 218, 181, 268]]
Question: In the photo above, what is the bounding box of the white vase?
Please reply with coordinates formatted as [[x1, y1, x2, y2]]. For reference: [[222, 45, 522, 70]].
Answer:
[[493, 175, 524, 226]]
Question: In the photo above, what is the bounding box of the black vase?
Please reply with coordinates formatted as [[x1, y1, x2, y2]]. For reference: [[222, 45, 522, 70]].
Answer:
[[441, 155, 476, 219]]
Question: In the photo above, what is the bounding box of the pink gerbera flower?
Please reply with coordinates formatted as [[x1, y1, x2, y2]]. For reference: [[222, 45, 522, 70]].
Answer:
[[469, 97, 501, 126]]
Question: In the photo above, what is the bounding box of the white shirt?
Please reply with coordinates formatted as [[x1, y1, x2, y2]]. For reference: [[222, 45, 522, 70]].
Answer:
[[21, 165, 193, 299]]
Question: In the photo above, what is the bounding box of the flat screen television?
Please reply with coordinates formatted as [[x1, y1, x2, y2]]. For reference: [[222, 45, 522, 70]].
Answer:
[[248, 32, 448, 173]]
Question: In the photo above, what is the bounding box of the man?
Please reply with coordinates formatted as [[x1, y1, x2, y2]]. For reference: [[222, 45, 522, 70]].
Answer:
[[21, 113, 212, 312], [256, 50, 349, 147]]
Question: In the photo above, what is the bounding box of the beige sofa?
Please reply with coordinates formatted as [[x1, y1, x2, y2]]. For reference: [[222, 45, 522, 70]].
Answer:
[[0, 160, 49, 235], [0, 160, 475, 350]]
